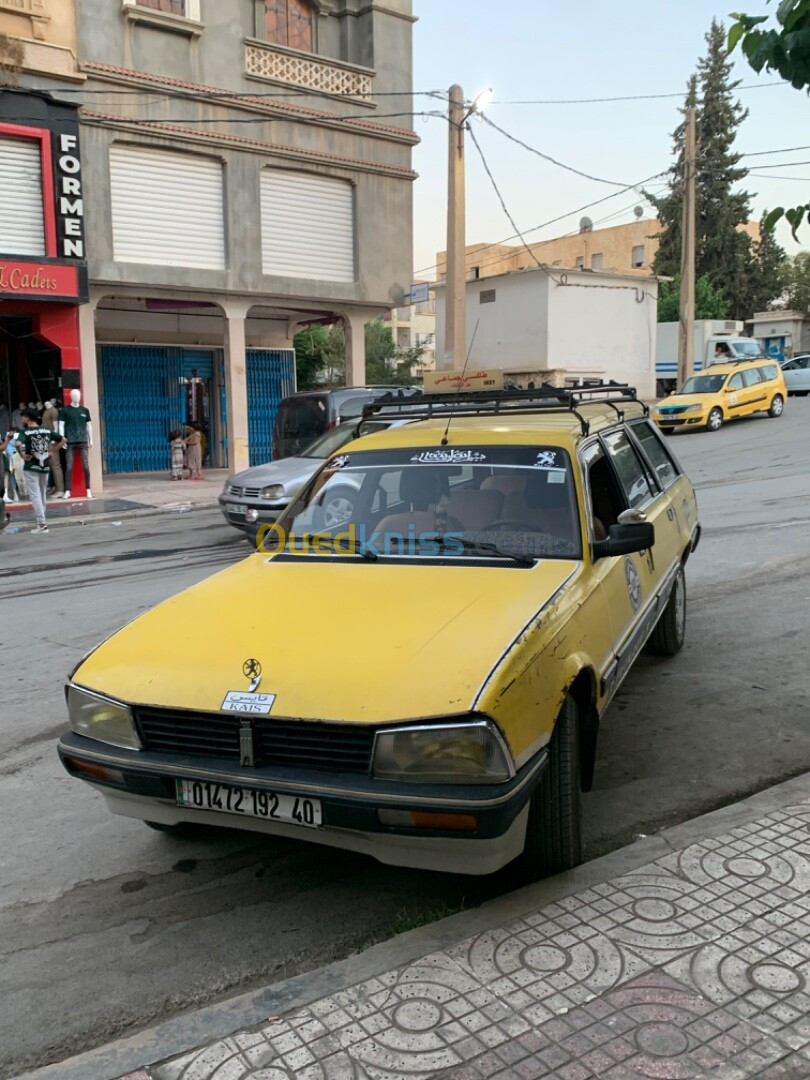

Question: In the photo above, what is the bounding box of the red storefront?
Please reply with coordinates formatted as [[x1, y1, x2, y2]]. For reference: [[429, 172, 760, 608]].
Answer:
[[0, 90, 89, 492]]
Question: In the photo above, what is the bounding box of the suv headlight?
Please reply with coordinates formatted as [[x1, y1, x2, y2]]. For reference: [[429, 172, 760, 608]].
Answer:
[[67, 686, 141, 750], [372, 719, 513, 784], [260, 484, 286, 500]]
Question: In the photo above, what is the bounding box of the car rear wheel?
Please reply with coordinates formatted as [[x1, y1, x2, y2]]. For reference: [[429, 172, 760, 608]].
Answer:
[[512, 694, 582, 885], [707, 407, 723, 432], [646, 564, 686, 657], [768, 394, 784, 417]]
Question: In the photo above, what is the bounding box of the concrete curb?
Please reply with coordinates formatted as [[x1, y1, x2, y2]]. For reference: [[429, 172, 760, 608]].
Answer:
[[4, 500, 218, 530], [16, 770, 810, 1080]]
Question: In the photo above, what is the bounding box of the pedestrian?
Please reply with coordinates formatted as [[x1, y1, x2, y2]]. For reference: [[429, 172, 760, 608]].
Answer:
[[6, 431, 24, 502], [169, 429, 185, 480], [41, 399, 65, 497], [17, 408, 65, 534], [0, 431, 9, 529], [185, 423, 204, 480]]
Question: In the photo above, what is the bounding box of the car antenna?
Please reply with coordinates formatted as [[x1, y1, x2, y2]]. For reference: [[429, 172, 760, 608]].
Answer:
[[441, 318, 480, 446]]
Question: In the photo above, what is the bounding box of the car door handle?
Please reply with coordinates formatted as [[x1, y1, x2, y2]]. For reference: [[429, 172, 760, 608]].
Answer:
[[666, 508, 675, 521]]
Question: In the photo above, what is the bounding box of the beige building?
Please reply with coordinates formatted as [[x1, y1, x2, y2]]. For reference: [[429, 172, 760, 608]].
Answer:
[[0, 0, 83, 82], [383, 285, 436, 373], [436, 219, 662, 283]]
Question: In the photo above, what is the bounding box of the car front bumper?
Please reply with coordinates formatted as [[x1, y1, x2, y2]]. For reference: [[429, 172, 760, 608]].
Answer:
[[57, 733, 547, 875], [654, 411, 706, 428], [217, 494, 288, 534]]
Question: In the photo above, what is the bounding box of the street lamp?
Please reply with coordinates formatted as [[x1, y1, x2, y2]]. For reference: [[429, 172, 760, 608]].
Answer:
[[444, 85, 492, 371]]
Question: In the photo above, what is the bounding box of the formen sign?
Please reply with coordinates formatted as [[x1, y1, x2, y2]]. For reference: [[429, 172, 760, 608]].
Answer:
[[55, 133, 85, 260]]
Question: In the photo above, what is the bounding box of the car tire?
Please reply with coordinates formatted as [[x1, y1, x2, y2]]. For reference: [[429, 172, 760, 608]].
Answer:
[[768, 394, 784, 418], [144, 821, 208, 838], [321, 486, 356, 529], [645, 564, 686, 657], [706, 407, 723, 432], [512, 694, 582, 885]]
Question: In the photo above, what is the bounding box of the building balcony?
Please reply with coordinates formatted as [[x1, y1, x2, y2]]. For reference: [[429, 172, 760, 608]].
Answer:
[[244, 39, 373, 100]]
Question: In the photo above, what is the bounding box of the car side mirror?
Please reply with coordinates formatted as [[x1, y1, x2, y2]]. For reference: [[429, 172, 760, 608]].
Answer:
[[593, 522, 655, 560]]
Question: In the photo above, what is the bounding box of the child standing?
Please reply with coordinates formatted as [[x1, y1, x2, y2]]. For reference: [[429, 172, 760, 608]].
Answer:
[[185, 424, 204, 480], [169, 430, 185, 480]]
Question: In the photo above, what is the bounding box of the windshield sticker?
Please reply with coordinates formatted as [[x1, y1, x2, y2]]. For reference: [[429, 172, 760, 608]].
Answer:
[[533, 450, 561, 469], [547, 469, 566, 484], [327, 455, 351, 470], [409, 449, 489, 464]]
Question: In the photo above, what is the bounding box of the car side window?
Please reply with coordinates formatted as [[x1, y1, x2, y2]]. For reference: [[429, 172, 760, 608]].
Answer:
[[581, 442, 624, 541], [338, 397, 370, 421], [759, 364, 778, 380], [602, 429, 656, 509], [783, 360, 798, 371], [728, 373, 744, 390], [742, 368, 762, 387], [629, 421, 679, 489]]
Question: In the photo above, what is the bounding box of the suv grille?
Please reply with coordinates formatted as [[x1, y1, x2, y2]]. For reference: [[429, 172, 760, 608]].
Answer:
[[134, 707, 374, 775]]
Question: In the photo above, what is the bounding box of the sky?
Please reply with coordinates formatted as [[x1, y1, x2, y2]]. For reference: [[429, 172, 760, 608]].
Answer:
[[410, 0, 809, 280]]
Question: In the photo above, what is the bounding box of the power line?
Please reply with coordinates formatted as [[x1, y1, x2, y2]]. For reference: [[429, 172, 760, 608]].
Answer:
[[33, 85, 447, 99], [749, 172, 810, 181], [467, 123, 554, 278], [413, 169, 668, 278], [479, 114, 629, 188], [491, 82, 785, 105], [7, 109, 443, 126]]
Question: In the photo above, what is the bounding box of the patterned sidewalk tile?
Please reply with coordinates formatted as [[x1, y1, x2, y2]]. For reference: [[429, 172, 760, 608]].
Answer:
[[151, 804, 810, 1080]]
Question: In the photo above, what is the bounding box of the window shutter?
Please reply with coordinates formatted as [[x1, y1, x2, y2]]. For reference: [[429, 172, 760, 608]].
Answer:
[[0, 135, 46, 257], [261, 170, 354, 282], [109, 146, 225, 269]]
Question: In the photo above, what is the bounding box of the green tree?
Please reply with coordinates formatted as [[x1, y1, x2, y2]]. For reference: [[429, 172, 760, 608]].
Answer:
[[293, 323, 346, 389], [364, 320, 424, 385], [783, 250, 810, 311], [729, 1, 810, 234], [652, 20, 774, 320], [744, 213, 788, 313], [657, 273, 728, 321]]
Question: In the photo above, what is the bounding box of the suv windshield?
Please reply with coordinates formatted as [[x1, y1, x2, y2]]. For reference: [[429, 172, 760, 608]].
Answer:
[[267, 445, 581, 561], [679, 375, 727, 394]]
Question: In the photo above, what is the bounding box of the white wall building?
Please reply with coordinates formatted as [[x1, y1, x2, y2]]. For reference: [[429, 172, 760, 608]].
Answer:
[[435, 266, 659, 400]]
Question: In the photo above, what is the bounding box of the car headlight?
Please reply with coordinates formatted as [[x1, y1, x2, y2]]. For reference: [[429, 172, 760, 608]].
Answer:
[[260, 484, 286, 500], [682, 404, 702, 412], [372, 719, 513, 784], [67, 685, 141, 750]]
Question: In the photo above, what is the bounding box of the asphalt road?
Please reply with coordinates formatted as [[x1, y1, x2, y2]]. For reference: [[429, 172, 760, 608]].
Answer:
[[2, 404, 808, 1077]]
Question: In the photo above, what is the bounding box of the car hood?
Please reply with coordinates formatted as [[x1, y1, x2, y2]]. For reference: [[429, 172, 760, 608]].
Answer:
[[228, 457, 321, 492], [74, 556, 578, 724], [657, 395, 711, 410]]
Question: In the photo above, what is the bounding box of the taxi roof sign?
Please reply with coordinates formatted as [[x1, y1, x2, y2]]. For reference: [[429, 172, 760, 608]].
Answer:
[[423, 369, 504, 394]]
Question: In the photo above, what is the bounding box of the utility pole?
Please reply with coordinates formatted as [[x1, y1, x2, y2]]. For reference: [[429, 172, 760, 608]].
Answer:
[[444, 84, 466, 371], [677, 105, 697, 387]]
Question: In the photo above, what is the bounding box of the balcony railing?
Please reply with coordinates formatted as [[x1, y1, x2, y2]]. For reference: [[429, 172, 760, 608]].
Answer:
[[245, 40, 373, 99]]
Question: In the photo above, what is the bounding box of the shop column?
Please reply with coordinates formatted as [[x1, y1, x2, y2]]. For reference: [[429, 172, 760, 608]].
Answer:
[[342, 312, 369, 386], [78, 295, 102, 494], [223, 301, 250, 474]]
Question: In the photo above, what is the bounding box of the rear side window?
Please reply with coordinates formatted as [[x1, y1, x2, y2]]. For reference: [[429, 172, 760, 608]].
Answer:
[[275, 396, 329, 457], [758, 364, 779, 381], [602, 429, 656, 508], [742, 367, 762, 387], [630, 421, 679, 489]]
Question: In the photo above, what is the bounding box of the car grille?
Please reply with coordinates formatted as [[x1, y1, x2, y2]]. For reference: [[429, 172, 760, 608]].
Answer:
[[227, 483, 262, 498], [134, 707, 375, 775], [658, 406, 690, 415]]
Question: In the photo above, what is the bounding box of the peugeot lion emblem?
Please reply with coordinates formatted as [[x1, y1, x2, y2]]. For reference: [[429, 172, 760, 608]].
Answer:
[[243, 658, 262, 693]]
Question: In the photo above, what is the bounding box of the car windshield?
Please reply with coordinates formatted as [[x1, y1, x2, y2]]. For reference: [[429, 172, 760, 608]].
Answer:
[[267, 445, 581, 561], [733, 342, 763, 359], [679, 375, 726, 394]]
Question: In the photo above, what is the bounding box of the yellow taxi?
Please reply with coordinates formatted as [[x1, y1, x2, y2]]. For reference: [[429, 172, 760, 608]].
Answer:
[[59, 385, 700, 883], [654, 359, 787, 433]]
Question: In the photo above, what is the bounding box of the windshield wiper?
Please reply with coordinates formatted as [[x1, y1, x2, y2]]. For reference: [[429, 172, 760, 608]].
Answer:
[[322, 536, 378, 561], [435, 534, 535, 567]]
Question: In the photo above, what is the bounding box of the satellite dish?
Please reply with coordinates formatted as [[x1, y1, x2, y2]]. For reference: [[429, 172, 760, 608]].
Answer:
[[634, 205, 644, 219], [579, 216, 593, 233]]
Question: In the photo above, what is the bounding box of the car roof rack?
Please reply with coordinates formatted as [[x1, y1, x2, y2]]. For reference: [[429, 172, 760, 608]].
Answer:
[[360, 381, 647, 436]]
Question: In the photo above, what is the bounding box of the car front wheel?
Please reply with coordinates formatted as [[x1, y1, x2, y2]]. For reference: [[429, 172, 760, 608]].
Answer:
[[707, 407, 723, 432], [768, 394, 784, 417], [513, 694, 582, 884], [646, 564, 686, 656]]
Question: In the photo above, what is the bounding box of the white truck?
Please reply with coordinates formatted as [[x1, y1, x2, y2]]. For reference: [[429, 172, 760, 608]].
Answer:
[[656, 320, 764, 395]]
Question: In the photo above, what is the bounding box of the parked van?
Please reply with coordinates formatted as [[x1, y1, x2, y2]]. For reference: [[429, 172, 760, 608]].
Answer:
[[272, 387, 421, 459]]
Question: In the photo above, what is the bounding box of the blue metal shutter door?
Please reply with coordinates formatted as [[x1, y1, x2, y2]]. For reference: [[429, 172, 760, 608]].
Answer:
[[246, 349, 296, 465]]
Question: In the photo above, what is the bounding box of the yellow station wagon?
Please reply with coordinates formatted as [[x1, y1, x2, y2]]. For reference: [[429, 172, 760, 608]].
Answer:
[[653, 359, 787, 433], [59, 385, 700, 882]]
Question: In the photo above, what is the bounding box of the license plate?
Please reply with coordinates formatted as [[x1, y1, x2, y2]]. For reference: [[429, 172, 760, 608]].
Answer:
[[176, 780, 321, 828], [231, 504, 247, 516]]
